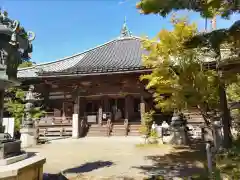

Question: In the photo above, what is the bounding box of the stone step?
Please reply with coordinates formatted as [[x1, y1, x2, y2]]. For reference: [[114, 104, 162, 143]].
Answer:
[[112, 127, 125, 130], [86, 134, 108, 137], [128, 133, 140, 136], [111, 131, 126, 135]]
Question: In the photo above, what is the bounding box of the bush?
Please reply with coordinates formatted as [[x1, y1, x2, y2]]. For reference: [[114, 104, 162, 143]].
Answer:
[[214, 139, 240, 179], [140, 110, 155, 143]]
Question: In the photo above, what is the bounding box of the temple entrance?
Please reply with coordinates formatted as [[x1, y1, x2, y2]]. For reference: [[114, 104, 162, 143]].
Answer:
[[109, 98, 125, 122], [86, 100, 100, 113], [82, 95, 144, 124]]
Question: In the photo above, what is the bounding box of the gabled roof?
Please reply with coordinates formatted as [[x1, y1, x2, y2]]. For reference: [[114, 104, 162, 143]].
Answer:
[[18, 36, 148, 79]]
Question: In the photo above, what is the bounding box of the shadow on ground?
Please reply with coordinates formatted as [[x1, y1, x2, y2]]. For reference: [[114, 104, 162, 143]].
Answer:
[[38, 136, 71, 144], [63, 160, 114, 174], [43, 173, 68, 180], [133, 141, 208, 179], [43, 161, 114, 180]]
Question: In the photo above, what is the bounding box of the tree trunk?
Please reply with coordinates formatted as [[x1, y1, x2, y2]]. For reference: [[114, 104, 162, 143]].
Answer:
[[219, 82, 232, 148]]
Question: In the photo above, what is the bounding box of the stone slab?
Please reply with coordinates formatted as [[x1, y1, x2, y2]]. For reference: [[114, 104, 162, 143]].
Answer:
[[20, 128, 37, 148], [0, 154, 46, 179], [0, 141, 21, 159], [0, 153, 28, 166]]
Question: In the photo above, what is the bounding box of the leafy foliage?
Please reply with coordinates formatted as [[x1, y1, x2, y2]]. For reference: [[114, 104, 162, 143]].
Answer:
[[4, 87, 45, 130], [227, 74, 240, 103], [214, 140, 240, 179], [141, 17, 219, 123], [136, 0, 240, 18], [140, 110, 155, 142], [4, 88, 25, 130], [4, 61, 44, 130], [18, 61, 35, 68]]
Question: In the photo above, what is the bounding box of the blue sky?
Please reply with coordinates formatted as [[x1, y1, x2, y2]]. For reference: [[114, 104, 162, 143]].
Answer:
[[1, 0, 239, 63]]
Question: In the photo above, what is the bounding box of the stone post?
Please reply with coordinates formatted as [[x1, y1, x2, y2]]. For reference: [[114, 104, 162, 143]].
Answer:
[[98, 106, 103, 125], [72, 113, 79, 138], [140, 96, 145, 124], [72, 97, 79, 139], [213, 121, 223, 151], [20, 85, 37, 148], [206, 143, 213, 174]]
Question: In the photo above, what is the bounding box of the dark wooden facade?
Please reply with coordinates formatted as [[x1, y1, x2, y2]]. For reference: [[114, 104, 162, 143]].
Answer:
[[22, 72, 155, 125]]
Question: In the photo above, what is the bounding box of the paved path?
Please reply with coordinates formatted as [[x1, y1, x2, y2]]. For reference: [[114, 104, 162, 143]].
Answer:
[[26, 137, 172, 179]]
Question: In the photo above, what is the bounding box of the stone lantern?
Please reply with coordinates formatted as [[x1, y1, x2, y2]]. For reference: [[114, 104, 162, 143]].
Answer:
[[0, 11, 45, 180], [20, 85, 40, 148], [168, 111, 190, 145], [0, 8, 35, 151]]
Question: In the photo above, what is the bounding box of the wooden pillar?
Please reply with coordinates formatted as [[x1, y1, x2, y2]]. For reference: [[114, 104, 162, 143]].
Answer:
[[103, 96, 109, 112], [79, 97, 86, 118], [124, 95, 132, 120], [128, 95, 134, 120], [140, 96, 145, 124], [43, 84, 50, 108], [73, 96, 79, 114], [62, 101, 65, 119]]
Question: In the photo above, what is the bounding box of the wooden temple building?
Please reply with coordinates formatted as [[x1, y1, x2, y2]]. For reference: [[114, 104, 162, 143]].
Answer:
[[17, 20, 240, 137], [17, 22, 171, 137]]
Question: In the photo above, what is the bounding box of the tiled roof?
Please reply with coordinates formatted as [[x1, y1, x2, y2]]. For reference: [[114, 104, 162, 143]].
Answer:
[[18, 37, 147, 78]]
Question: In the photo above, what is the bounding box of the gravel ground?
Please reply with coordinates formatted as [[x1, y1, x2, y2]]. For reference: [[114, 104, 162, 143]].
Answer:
[[25, 137, 172, 179]]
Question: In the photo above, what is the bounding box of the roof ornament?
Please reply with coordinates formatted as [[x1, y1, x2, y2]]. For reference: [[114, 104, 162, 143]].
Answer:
[[120, 16, 132, 38]]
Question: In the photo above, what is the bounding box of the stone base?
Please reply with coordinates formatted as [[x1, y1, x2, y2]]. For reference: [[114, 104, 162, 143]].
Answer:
[[0, 141, 21, 159], [0, 153, 28, 166], [0, 154, 46, 180], [165, 127, 189, 145], [20, 128, 37, 148]]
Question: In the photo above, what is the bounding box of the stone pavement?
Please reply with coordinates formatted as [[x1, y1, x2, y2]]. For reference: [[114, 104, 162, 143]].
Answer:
[[25, 137, 205, 179]]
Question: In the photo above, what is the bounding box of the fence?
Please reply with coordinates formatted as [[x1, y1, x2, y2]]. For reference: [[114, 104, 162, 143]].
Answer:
[[36, 116, 72, 137]]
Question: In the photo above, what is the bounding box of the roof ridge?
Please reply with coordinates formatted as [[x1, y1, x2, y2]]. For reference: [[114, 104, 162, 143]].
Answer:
[[18, 36, 142, 71]]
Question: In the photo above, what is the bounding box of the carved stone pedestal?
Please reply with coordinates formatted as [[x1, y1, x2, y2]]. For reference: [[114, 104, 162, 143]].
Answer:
[[20, 128, 37, 148]]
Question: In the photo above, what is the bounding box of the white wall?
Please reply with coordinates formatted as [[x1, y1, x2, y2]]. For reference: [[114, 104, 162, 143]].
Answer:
[[2, 117, 14, 138]]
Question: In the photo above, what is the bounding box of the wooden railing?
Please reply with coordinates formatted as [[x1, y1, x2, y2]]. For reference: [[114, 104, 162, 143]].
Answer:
[[36, 116, 72, 137]]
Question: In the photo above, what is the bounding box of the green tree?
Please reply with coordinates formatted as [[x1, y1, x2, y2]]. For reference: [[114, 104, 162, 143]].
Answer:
[[136, 0, 239, 18], [141, 17, 220, 124], [4, 61, 44, 131], [184, 21, 240, 148], [137, 0, 240, 149], [18, 61, 35, 68], [140, 110, 155, 143]]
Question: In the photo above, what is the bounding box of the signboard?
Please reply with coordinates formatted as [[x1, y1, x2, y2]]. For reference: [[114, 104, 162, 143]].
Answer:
[[102, 113, 107, 119], [87, 115, 97, 123]]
